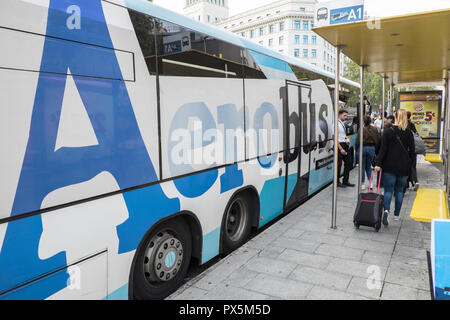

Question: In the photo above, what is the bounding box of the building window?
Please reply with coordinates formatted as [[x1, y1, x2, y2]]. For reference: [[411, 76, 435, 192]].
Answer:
[[279, 22, 284, 31], [294, 20, 301, 30], [312, 49, 316, 58], [259, 41, 263, 45], [268, 38, 273, 47], [303, 35, 308, 44], [241, 32, 246, 37], [279, 36, 284, 45], [312, 35, 317, 44], [207, 15, 210, 22], [269, 24, 274, 33], [250, 30, 254, 38], [294, 49, 300, 57], [294, 35, 300, 44], [300, 7, 305, 12], [303, 49, 308, 58], [302, 21, 309, 30], [310, 21, 314, 28], [259, 27, 264, 36]]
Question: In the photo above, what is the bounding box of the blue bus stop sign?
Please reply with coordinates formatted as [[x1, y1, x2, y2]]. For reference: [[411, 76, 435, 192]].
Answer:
[[432, 219, 450, 300]]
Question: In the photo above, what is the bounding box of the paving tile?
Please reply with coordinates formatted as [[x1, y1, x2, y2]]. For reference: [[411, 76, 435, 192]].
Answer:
[[202, 284, 271, 300], [307, 286, 368, 300], [344, 238, 395, 254], [299, 231, 347, 246], [290, 221, 329, 233], [417, 289, 432, 300], [258, 246, 286, 259], [315, 244, 364, 261], [170, 286, 208, 300], [326, 258, 387, 279], [361, 251, 391, 268], [244, 256, 297, 278], [272, 237, 321, 254], [289, 266, 352, 291], [396, 237, 423, 249], [346, 276, 382, 300], [394, 245, 428, 261], [390, 255, 428, 270], [381, 282, 419, 300], [282, 228, 305, 239], [384, 262, 430, 291], [278, 249, 332, 269], [246, 274, 313, 300], [190, 248, 259, 290], [222, 266, 259, 288]]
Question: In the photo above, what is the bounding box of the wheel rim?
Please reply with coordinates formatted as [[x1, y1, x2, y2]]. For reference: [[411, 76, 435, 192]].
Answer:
[[225, 198, 247, 242], [143, 231, 183, 283]]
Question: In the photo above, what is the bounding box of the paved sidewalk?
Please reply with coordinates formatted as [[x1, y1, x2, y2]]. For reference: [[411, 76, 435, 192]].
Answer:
[[168, 156, 439, 300]]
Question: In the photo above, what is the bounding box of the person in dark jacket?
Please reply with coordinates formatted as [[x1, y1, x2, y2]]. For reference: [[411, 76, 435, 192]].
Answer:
[[356, 115, 380, 190], [406, 111, 419, 190], [407, 111, 417, 133], [375, 109, 415, 225]]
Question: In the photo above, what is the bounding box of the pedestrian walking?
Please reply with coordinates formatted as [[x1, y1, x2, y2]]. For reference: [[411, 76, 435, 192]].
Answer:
[[356, 115, 380, 190], [374, 109, 415, 225]]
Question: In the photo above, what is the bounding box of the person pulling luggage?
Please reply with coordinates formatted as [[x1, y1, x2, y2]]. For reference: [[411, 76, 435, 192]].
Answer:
[[374, 109, 415, 225]]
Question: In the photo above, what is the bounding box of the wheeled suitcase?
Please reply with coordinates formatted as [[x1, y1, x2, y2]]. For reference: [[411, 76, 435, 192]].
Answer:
[[353, 171, 384, 232]]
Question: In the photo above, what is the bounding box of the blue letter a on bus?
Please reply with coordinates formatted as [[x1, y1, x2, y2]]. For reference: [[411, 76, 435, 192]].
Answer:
[[0, 0, 179, 299]]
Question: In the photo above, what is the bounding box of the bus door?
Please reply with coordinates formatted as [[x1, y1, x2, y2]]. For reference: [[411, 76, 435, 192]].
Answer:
[[283, 80, 311, 212]]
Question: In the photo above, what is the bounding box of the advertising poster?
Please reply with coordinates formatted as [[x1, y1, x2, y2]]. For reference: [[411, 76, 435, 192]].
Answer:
[[399, 92, 442, 153]]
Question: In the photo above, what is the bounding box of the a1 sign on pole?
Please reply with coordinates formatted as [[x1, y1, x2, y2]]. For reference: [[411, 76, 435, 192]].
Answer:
[[314, 0, 364, 28]]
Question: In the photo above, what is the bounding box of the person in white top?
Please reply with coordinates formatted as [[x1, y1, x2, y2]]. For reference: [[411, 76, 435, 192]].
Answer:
[[332, 110, 355, 188]]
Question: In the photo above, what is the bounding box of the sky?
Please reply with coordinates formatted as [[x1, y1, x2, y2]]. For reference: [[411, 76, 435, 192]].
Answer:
[[152, 0, 450, 18]]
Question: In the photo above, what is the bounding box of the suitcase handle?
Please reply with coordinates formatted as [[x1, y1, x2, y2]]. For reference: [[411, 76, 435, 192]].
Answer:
[[368, 169, 382, 194]]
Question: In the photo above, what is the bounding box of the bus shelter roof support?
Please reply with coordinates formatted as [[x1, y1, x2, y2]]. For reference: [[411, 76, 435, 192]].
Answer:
[[358, 66, 365, 195], [332, 45, 345, 229]]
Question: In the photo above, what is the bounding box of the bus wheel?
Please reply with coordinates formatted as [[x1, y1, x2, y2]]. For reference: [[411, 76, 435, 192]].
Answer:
[[132, 218, 192, 300], [222, 195, 251, 254]]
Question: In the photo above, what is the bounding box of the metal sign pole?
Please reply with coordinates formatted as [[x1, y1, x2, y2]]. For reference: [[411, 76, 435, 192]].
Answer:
[[358, 66, 365, 194], [332, 45, 344, 229]]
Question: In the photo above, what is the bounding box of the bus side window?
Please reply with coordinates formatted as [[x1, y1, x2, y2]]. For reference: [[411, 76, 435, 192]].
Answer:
[[153, 19, 242, 79], [128, 9, 158, 74]]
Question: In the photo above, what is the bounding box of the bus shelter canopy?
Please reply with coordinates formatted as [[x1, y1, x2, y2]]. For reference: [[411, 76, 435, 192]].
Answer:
[[313, 8, 450, 85]]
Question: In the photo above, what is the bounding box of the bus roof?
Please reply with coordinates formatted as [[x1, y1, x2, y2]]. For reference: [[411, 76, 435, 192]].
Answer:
[[120, 0, 360, 89]]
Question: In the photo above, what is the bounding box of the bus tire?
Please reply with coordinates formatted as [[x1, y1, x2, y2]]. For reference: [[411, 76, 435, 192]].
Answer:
[[132, 218, 192, 300], [222, 195, 252, 254]]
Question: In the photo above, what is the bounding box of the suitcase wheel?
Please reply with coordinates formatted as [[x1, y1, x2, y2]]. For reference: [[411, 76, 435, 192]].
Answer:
[[354, 222, 360, 229]]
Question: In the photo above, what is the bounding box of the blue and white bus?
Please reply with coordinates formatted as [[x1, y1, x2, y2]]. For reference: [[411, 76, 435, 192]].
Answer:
[[0, 0, 359, 300]]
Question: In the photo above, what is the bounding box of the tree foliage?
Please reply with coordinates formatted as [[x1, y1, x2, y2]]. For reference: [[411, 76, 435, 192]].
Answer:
[[344, 59, 387, 114]]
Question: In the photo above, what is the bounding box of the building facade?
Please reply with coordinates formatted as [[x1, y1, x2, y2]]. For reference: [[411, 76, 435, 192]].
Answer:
[[184, 0, 229, 24], [183, 0, 348, 76]]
